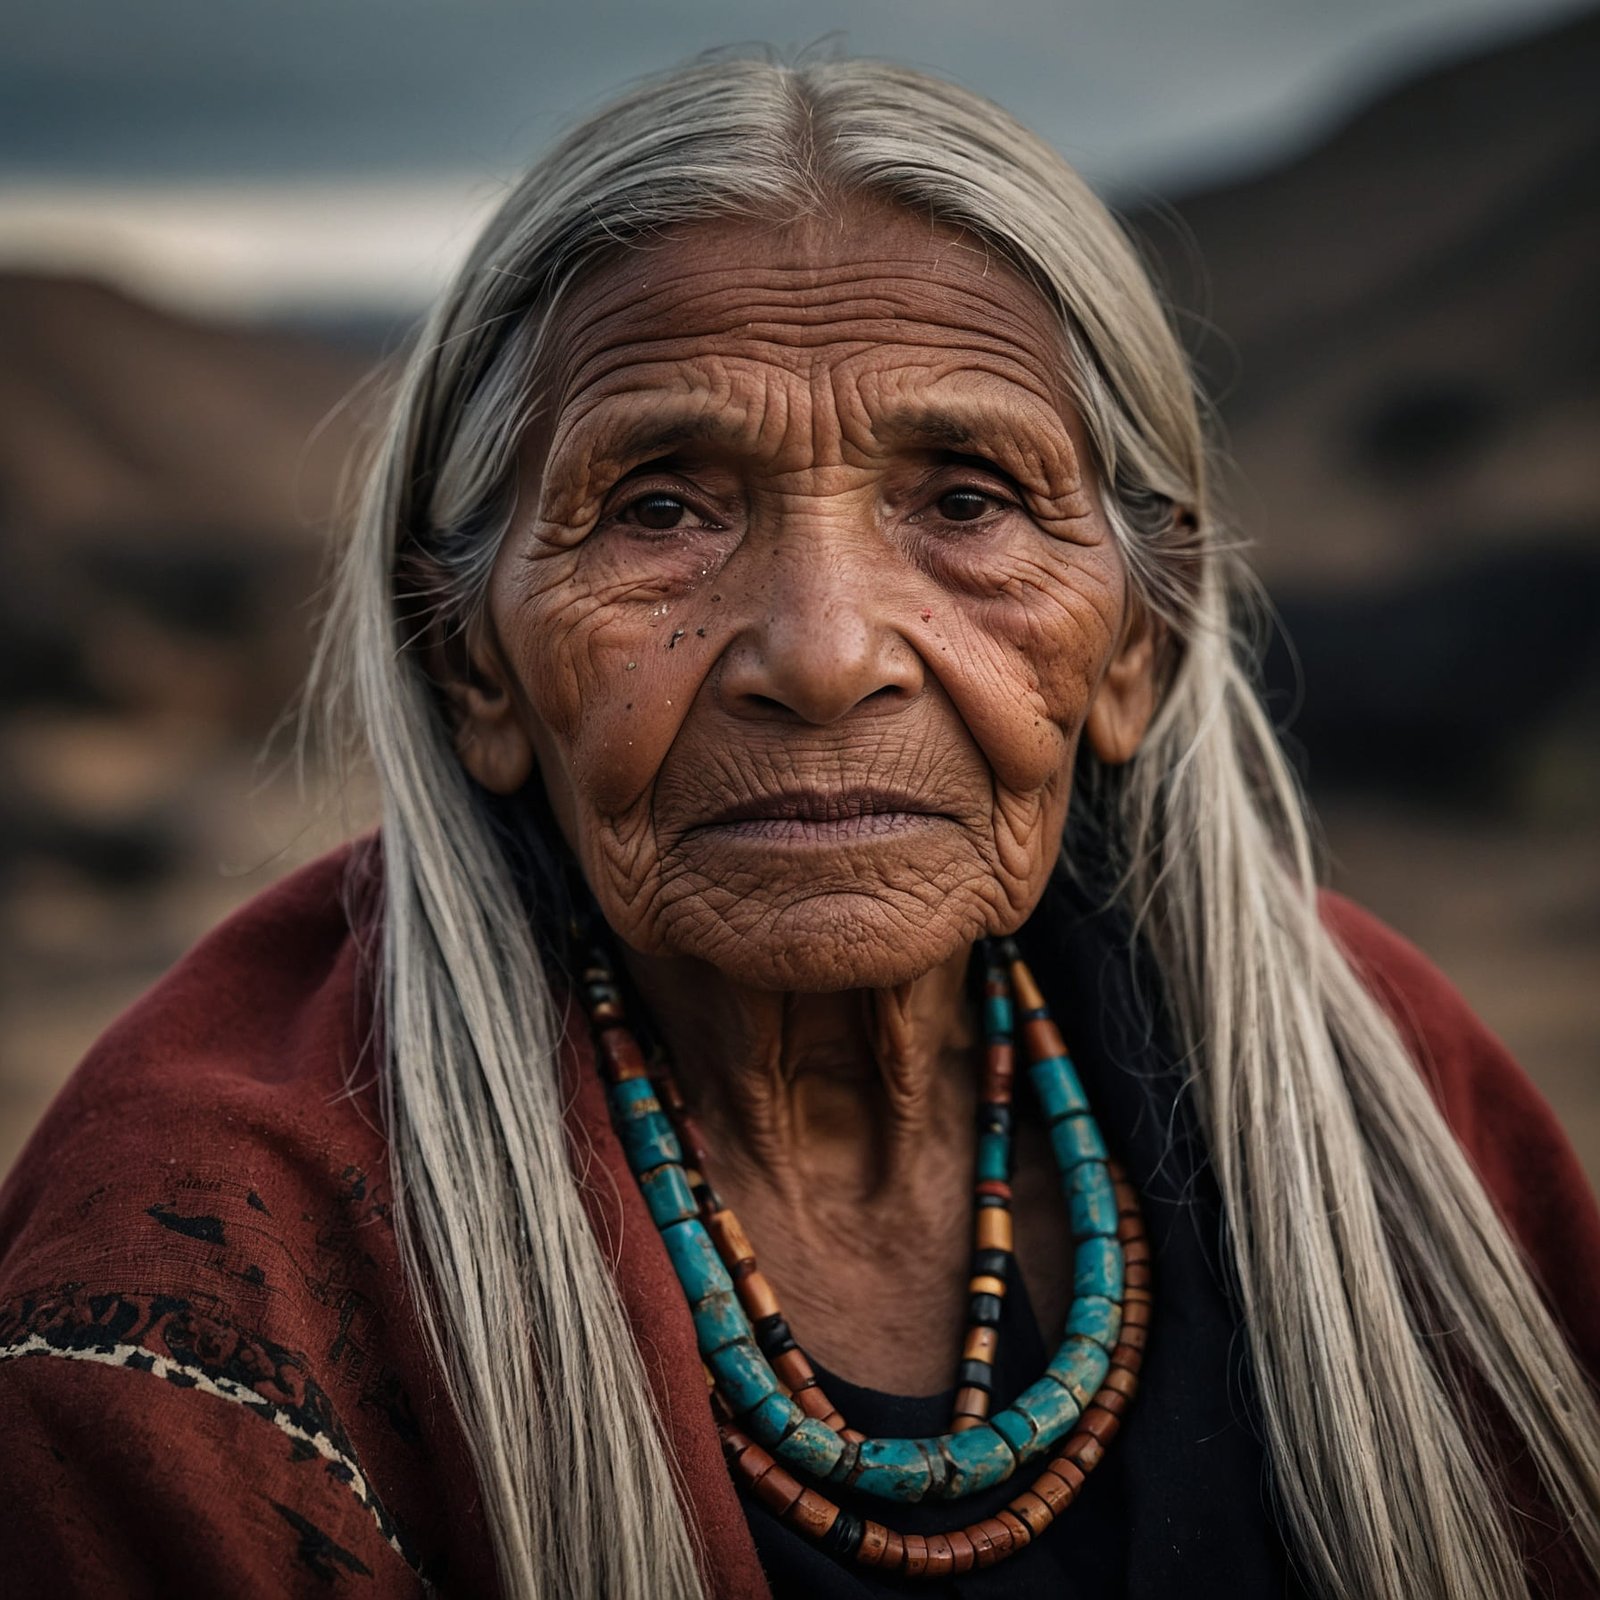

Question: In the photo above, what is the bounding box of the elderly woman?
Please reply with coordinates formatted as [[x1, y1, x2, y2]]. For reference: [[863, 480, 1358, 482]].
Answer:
[[2, 56, 1598, 1600]]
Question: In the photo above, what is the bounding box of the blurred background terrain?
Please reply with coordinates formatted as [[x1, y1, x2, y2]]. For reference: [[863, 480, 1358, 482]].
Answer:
[[2, 0, 1596, 1184]]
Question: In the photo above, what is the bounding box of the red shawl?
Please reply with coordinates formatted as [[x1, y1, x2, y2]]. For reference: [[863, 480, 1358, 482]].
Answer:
[[2, 844, 1595, 1596]]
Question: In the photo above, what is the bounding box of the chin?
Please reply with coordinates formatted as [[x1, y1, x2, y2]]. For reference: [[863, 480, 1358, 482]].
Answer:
[[647, 885, 997, 993]]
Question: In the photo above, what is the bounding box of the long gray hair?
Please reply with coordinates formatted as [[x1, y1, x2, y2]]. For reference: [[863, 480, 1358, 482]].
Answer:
[[315, 54, 1600, 1599]]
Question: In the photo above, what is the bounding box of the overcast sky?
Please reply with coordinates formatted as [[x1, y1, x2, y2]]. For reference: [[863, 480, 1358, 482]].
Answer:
[[3, 0, 1592, 316]]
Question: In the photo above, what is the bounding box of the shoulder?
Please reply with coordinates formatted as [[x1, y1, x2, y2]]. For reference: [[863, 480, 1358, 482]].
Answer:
[[1320, 889, 1600, 1367], [0, 838, 488, 1595], [0, 838, 386, 1272]]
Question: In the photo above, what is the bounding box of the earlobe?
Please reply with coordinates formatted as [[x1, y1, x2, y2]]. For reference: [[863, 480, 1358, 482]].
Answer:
[[440, 636, 537, 796], [1085, 601, 1161, 767]]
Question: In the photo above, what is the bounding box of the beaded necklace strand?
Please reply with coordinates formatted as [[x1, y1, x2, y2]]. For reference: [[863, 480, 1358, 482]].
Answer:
[[580, 937, 1150, 1579]]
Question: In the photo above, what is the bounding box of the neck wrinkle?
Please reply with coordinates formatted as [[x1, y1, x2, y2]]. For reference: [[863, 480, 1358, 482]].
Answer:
[[621, 941, 980, 1206]]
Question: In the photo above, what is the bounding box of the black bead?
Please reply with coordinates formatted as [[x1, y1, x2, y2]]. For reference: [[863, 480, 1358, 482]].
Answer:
[[971, 1292, 1004, 1326], [979, 1104, 1013, 1137], [972, 1248, 1009, 1279], [957, 1358, 994, 1390], [819, 1509, 865, 1558], [753, 1314, 795, 1357]]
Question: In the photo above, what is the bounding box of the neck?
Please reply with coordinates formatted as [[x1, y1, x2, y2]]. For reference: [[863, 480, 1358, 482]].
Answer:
[[620, 944, 978, 1203]]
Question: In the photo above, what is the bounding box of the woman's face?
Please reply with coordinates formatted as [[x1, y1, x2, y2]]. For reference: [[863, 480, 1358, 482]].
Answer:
[[454, 204, 1157, 991]]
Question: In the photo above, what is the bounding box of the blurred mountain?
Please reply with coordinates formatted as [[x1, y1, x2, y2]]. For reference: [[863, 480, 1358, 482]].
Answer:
[[0, 275, 373, 894], [1125, 6, 1600, 804]]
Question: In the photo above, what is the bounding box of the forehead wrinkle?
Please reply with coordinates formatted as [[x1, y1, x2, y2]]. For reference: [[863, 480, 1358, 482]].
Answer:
[[550, 263, 1064, 401]]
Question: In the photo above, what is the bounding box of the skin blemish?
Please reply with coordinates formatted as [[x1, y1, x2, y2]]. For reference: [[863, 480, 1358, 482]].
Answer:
[[625, 661, 638, 671], [696, 627, 706, 637], [669, 629, 686, 649], [921, 608, 933, 622]]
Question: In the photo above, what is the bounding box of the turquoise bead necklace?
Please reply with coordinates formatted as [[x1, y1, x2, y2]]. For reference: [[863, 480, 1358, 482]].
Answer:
[[580, 936, 1151, 1579]]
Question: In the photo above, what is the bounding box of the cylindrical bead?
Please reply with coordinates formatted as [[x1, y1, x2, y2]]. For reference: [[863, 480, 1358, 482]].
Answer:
[[1009, 961, 1047, 1013], [975, 1207, 1013, 1252], [997, 1510, 1032, 1549], [706, 1209, 755, 1269], [1076, 1404, 1120, 1445], [1010, 1489, 1055, 1537], [786, 1490, 838, 1540], [1021, 1015, 1066, 1062], [973, 1516, 1014, 1566], [922, 1535, 955, 1578], [734, 1269, 781, 1323], [947, 1529, 977, 1572], [750, 1461, 805, 1516], [1031, 1469, 1075, 1513], [963, 1326, 999, 1363], [598, 1027, 648, 1080], [951, 1385, 991, 1423], [857, 1522, 890, 1566]]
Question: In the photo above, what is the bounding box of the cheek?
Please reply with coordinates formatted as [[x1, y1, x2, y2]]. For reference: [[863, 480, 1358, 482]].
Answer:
[[927, 547, 1126, 800], [493, 543, 723, 822]]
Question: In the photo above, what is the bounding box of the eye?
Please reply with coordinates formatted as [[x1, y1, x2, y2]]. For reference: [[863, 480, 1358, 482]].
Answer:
[[626, 493, 692, 531], [936, 488, 997, 523]]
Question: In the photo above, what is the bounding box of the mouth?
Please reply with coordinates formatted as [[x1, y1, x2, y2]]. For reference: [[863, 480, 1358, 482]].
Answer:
[[689, 787, 954, 843]]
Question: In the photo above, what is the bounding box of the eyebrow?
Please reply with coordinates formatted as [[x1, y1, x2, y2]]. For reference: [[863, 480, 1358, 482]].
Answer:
[[588, 412, 748, 469]]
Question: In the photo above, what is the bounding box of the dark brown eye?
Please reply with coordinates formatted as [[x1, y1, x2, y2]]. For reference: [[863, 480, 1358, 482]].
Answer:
[[631, 494, 688, 530], [936, 489, 992, 522]]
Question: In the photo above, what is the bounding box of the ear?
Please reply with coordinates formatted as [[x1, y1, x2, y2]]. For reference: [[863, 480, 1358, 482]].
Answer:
[[436, 624, 537, 796], [1085, 596, 1162, 767]]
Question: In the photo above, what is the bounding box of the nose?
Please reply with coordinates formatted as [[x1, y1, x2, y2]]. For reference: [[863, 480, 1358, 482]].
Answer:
[[716, 530, 925, 725]]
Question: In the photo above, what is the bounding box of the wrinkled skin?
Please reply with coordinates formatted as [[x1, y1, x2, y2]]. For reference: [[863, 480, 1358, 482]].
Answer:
[[451, 203, 1158, 1387]]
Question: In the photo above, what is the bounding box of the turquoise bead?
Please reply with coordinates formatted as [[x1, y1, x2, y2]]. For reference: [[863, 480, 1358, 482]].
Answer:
[[709, 1336, 779, 1414], [616, 1106, 681, 1174], [985, 994, 1013, 1039], [1067, 1161, 1119, 1239], [1063, 1293, 1122, 1351], [776, 1416, 847, 1478], [941, 1424, 1016, 1494], [743, 1391, 802, 1448], [608, 1076, 659, 1112], [691, 1287, 750, 1355], [1073, 1236, 1124, 1300], [1047, 1334, 1111, 1407], [1002, 1374, 1083, 1458], [852, 1438, 935, 1503], [638, 1163, 698, 1228], [1030, 1055, 1089, 1121], [990, 1404, 1037, 1458], [1048, 1113, 1107, 1169], [660, 1219, 732, 1305], [976, 1130, 1010, 1184]]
